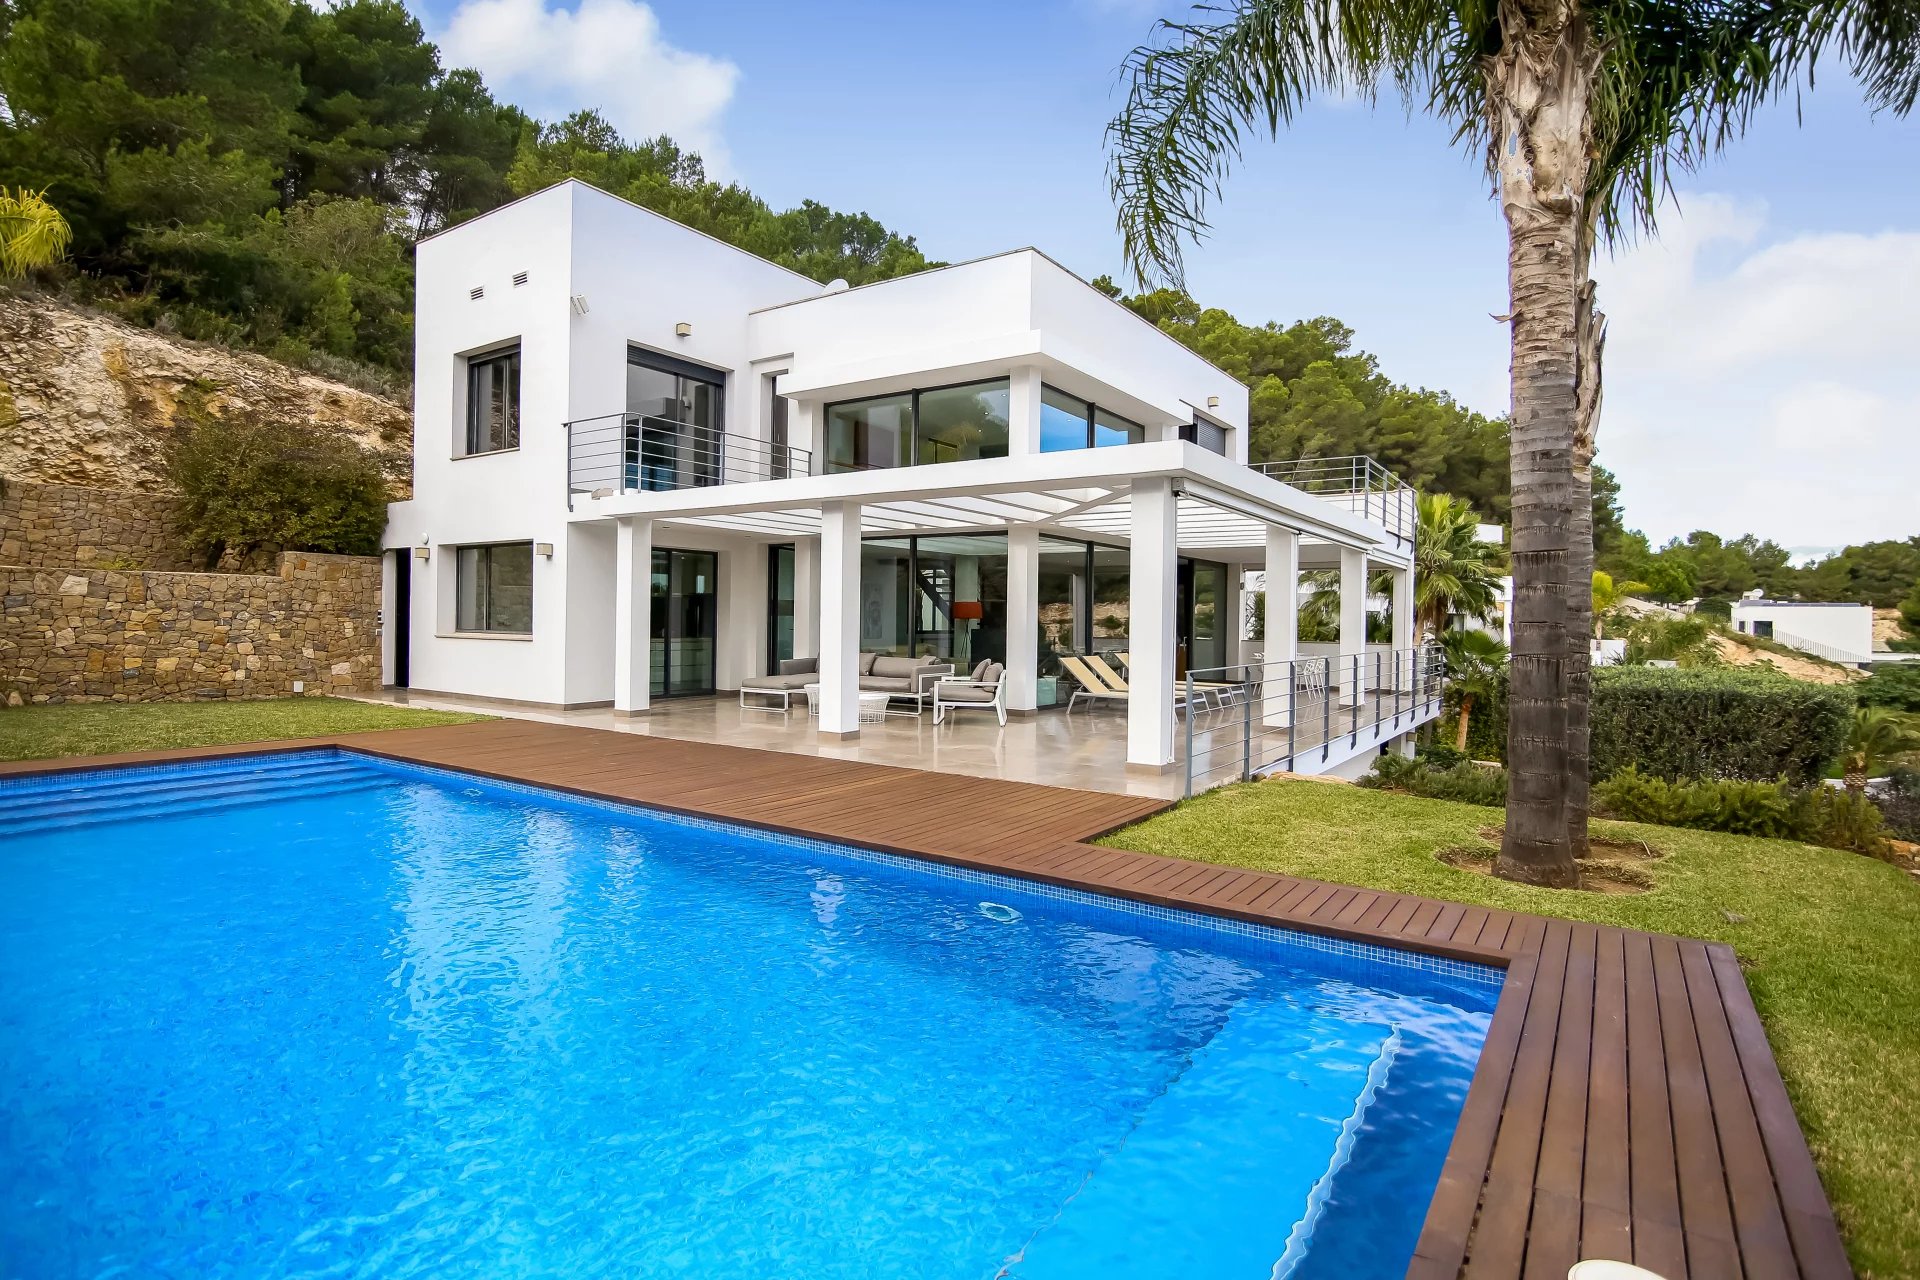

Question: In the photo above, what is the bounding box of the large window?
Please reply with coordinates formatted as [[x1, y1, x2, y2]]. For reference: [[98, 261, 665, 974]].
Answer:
[[824, 380, 1008, 473], [824, 394, 910, 473], [859, 534, 1008, 670], [1180, 419, 1229, 456], [464, 347, 520, 455], [768, 543, 796, 671], [1039, 384, 1144, 452], [455, 542, 533, 633], [627, 348, 725, 490]]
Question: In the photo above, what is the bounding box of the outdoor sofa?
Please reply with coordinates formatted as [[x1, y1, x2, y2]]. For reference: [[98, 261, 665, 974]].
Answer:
[[739, 653, 955, 714]]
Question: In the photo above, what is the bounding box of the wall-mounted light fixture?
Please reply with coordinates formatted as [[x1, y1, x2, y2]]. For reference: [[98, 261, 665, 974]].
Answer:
[[674, 322, 692, 337], [590, 486, 613, 500], [570, 294, 591, 315], [413, 546, 431, 561], [1206, 395, 1221, 409], [535, 542, 555, 558]]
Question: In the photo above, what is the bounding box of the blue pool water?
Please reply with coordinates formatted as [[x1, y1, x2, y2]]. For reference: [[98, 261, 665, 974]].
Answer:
[[0, 750, 1499, 1279]]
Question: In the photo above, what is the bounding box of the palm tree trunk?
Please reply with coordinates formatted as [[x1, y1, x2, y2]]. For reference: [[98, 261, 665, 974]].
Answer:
[[1566, 232, 1605, 859], [1490, 18, 1595, 890], [1844, 765, 1866, 797], [1456, 694, 1475, 752]]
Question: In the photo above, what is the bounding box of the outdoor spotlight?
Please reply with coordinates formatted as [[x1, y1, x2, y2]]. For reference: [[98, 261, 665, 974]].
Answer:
[[570, 294, 591, 315], [1207, 395, 1221, 409], [674, 322, 692, 337], [590, 487, 614, 500], [535, 542, 555, 558], [413, 547, 430, 561]]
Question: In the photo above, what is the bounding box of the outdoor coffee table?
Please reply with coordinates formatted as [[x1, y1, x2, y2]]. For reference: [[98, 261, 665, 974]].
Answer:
[[802, 684, 890, 725]]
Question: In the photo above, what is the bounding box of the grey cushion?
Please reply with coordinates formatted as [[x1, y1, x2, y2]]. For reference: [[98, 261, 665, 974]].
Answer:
[[969, 659, 992, 680], [858, 651, 880, 675], [859, 675, 913, 693], [983, 662, 1005, 686], [940, 682, 997, 703], [870, 654, 922, 679], [777, 657, 818, 676], [741, 671, 815, 691]]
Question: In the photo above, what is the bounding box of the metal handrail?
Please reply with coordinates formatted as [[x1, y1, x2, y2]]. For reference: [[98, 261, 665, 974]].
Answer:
[[1180, 643, 1446, 797], [1253, 455, 1417, 545], [566, 412, 814, 502]]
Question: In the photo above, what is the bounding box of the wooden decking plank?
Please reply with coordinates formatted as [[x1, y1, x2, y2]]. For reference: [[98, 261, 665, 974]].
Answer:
[[1651, 934, 1743, 1279], [1465, 920, 1573, 1280], [1524, 921, 1599, 1280], [1624, 931, 1689, 1279], [1679, 942, 1800, 1280], [1708, 947, 1854, 1280], [1580, 926, 1634, 1267]]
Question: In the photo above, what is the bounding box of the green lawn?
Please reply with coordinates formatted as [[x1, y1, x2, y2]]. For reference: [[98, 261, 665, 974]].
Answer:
[[1101, 780, 1920, 1279], [0, 698, 487, 762]]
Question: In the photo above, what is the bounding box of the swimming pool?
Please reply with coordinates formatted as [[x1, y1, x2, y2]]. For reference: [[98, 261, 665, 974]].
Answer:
[[1, 749, 1499, 1279]]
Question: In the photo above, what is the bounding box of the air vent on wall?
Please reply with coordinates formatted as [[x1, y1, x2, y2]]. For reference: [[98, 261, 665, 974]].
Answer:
[[512, 271, 529, 287], [469, 286, 485, 300]]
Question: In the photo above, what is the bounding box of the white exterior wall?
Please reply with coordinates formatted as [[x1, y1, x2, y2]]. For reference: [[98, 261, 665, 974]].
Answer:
[[385, 181, 816, 705], [1731, 601, 1875, 662]]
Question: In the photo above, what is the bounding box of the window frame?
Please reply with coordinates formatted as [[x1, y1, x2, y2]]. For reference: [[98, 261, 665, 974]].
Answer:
[[823, 377, 1011, 473], [461, 344, 522, 457], [1038, 382, 1144, 452], [453, 540, 535, 636]]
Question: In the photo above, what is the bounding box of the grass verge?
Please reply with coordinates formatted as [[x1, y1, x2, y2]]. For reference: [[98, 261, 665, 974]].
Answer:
[[0, 698, 486, 762], [1100, 779, 1920, 1279]]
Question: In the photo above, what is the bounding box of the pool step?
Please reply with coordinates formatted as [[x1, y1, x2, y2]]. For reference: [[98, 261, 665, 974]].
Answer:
[[2, 761, 389, 838], [1003, 1003, 1396, 1279], [2, 756, 368, 820]]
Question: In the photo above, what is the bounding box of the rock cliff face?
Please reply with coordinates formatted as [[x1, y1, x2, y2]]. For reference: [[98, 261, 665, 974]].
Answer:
[[0, 292, 412, 498]]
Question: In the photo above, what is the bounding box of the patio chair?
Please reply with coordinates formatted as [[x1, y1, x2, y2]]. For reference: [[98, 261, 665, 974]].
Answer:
[[1086, 653, 1235, 711], [1059, 654, 1128, 714], [1108, 650, 1244, 708], [933, 660, 1006, 726], [739, 657, 817, 712]]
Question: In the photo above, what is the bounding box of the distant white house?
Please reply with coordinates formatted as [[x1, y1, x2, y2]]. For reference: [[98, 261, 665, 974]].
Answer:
[[1730, 593, 1876, 666]]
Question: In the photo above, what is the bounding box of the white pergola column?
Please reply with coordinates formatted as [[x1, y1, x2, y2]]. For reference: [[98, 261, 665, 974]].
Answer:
[[1391, 564, 1415, 695], [793, 535, 820, 659], [1338, 546, 1368, 707], [1128, 478, 1179, 770], [817, 500, 862, 739], [613, 515, 653, 715], [1005, 525, 1040, 714], [1262, 527, 1299, 726], [1008, 365, 1044, 456]]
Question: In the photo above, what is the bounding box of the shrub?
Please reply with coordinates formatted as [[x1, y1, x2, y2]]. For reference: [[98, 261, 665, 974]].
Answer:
[[1417, 743, 1467, 769], [1858, 663, 1920, 713], [1593, 768, 1805, 839], [1589, 666, 1852, 786], [1594, 767, 1889, 855], [1879, 766, 1920, 843], [166, 410, 388, 568], [1361, 754, 1508, 807]]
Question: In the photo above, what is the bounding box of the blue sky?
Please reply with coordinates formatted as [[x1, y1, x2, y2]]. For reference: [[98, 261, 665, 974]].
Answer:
[[418, 0, 1920, 553]]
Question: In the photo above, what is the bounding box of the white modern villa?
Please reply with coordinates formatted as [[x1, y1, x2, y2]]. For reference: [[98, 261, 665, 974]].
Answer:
[[380, 181, 1441, 789]]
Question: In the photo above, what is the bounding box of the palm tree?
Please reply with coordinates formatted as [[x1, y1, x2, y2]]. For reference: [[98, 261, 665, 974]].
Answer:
[[1840, 707, 1920, 796], [1590, 570, 1647, 636], [1621, 614, 1721, 667], [1412, 493, 1504, 638], [0, 188, 72, 280], [1440, 628, 1507, 754], [1107, 0, 1915, 887]]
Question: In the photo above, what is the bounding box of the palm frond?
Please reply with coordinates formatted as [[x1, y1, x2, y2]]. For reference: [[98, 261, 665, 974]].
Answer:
[[0, 188, 73, 279]]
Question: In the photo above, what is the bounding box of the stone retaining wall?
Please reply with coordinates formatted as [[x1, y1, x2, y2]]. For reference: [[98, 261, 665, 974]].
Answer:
[[0, 478, 198, 571], [0, 552, 383, 704]]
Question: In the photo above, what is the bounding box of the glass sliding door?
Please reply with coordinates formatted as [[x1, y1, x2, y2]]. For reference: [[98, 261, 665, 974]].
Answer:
[[626, 349, 725, 491], [856, 535, 1008, 667], [767, 544, 795, 671], [1036, 537, 1086, 706], [648, 548, 717, 697]]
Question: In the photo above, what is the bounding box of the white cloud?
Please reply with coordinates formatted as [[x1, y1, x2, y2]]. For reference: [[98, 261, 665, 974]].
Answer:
[[1595, 194, 1920, 548], [437, 0, 739, 173]]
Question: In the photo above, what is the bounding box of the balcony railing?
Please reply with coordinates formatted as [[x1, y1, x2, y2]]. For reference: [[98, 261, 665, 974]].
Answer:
[[1180, 644, 1445, 796], [1253, 456, 1415, 545], [566, 413, 811, 505]]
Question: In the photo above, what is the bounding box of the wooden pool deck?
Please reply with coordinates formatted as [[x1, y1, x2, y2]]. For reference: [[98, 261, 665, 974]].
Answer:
[[2, 718, 1853, 1280]]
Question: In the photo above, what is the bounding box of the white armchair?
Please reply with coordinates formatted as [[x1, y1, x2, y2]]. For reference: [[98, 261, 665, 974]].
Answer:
[[932, 660, 1007, 726]]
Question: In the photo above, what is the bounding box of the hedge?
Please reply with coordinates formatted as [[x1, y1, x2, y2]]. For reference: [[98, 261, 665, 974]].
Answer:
[[1589, 666, 1852, 786]]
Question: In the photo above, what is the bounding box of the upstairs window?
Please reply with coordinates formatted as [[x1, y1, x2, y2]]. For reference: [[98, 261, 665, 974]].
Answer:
[[1180, 419, 1228, 456], [465, 346, 521, 455], [1040, 384, 1144, 451], [456, 542, 533, 633]]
